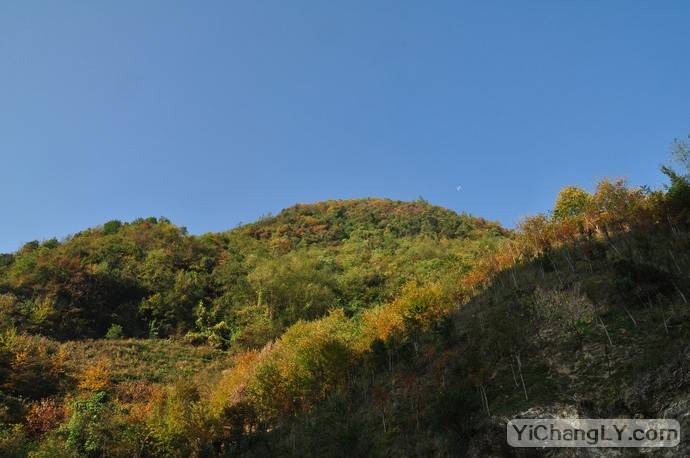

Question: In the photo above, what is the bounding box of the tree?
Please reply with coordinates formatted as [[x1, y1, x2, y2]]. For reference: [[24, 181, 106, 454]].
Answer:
[[102, 220, 122, 235], [670, 135, 690, 174], [553, 186, 592, 221]]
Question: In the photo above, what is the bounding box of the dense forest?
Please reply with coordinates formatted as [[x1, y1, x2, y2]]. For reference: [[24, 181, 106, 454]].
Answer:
[[1, 139, 690, 457]]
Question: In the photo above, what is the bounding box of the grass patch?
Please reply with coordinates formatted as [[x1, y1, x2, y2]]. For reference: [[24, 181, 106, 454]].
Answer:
[[60, 338, 231, 385]]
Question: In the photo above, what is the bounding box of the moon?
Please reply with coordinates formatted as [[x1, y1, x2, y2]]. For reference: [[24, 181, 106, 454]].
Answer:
[[456, 185, 463, 192]]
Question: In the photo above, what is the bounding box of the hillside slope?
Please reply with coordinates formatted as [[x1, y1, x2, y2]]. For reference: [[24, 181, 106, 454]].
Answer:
[[228, 179, 690, 457], [0, 199, 506, 457], [2, 163, 690, 457], [246, 224, 690, 457], [0, 199, 503, 343]]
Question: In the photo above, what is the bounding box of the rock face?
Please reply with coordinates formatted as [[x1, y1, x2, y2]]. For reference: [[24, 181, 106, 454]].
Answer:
[[623, 344, 690, 457], [467, 348, 690, 457], [466, 405, 602, 458]]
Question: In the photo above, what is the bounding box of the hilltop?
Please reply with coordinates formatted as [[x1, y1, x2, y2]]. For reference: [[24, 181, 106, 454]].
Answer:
[[238, 198, 503, 245]]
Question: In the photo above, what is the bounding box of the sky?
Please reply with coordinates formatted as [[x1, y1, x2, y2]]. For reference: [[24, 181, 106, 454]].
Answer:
[[1, 1, 689, 252]]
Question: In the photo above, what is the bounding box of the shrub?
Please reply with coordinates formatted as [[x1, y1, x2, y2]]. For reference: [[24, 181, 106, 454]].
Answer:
[[146, 380, 217, 457], [25, 398, 65, 437], [244, 310, 356, 418], [532, 284, 595, 346], [60, 391, 141, 457], [102, 220, 122, 235], [0, 424, 30, 458], [105, 324, 124, 340], [77, 360, 111, 392], [0, 329, 66, 399]]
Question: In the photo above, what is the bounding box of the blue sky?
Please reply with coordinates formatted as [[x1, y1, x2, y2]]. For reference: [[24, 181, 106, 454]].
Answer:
[[1, 1, 688, 252]]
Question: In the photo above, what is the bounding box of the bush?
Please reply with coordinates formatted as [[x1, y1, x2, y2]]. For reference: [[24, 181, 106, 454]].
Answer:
[[245, 310, 356, 418], [0, 424, 30, 458], [60, 391, 142, 457], [0, 330, 66, 399], [532, 284, 595, 346], [146, 380, 217, 457], [105, 324, 124, 340], [25, 398, 65, 437], [77, 360, 111, 392], [102, 220, 122, 235]]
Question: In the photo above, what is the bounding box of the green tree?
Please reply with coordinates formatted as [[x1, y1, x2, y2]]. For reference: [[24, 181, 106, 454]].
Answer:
[[553, 186, 592, 221]]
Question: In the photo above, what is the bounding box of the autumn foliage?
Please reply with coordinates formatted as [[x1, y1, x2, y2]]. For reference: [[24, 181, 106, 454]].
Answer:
[[1, 155, 689, 456]]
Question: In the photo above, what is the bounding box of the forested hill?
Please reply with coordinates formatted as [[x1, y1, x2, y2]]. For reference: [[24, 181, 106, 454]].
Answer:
[[0, 198, 504, 342], [3, 149, 690, 457]]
